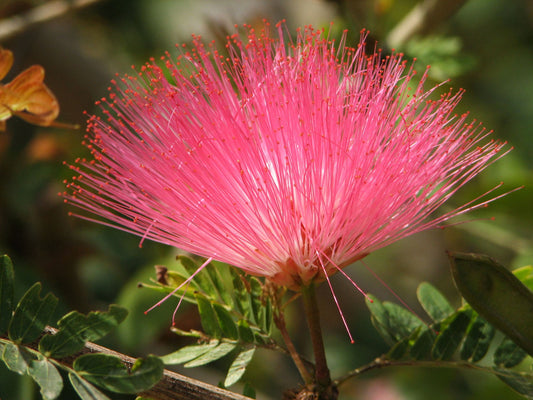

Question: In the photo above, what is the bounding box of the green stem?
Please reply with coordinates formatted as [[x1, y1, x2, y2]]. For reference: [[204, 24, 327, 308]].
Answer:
[[301, 283, 331, 388]]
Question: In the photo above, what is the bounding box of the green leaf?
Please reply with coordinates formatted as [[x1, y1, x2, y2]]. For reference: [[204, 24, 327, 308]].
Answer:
[[213, 303, 239, 340], [74, 354, 163, 394], [410, 328, 436, 360], [387, 337, 411, 360], [250, 278, 264, 328], [432, 309, 472, 360], [263, 296, 273, 335], [449, 252, 533, 356], [494, 336, 528, 368], [232, 273, 252, 319], [417, 283, 454, 322], [206, 261, 235, 307], [160, 340, 220, 365], [382, 301, 425, 342], [367, 296, 395, 345], [8, 283, 58, 343], [224, 347, 255, 387], [178, 256, 211, 294], [39, 305, 128, 358], [237, 320, 254, 344], [69, 372, 111, 400], [460, 315, 495, 362], [196, 294, 222, 338], [2, 342, 34, 374], [494, 369, 533, 400], [0, 255, 15, 334], [28, 358, 63, 400], [184, 342, 236, 368]]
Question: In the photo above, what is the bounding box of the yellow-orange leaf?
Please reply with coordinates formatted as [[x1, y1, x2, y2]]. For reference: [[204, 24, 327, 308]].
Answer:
[[0, 47, 60, 131]]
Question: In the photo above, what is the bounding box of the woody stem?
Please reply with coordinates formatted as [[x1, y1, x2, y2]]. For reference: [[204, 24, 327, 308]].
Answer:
[[274, 293, 314, 384], [301, 283, 331, 388]]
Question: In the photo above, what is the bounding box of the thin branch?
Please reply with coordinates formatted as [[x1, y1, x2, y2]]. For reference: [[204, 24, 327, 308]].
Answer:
[[21, 327, 252, 400], [274, 307, 314, 385], [0, 0, 105, 41], [334, 357, 497, 386], [301, 283, 331, 388], [386, 0, 468, 48]]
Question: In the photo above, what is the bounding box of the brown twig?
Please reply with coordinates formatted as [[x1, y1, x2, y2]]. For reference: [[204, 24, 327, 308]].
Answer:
[[0, 0, 105, 41]]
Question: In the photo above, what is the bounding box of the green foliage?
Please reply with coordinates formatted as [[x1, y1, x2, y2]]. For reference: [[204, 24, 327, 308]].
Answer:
[[74, 354, 164, 394], [366, 268, 533, 399], [403, 35, 476, 80], [39, 305, 128, 358], [449, 252, 533, 356], [153, 256, 275, 387], [0, 255, 163, 400], [0, 255, 14, 334], [8, 282, 58, 344]]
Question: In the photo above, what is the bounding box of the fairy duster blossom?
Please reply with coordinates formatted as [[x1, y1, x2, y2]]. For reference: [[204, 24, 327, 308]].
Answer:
[[63, 22, 508, 291]]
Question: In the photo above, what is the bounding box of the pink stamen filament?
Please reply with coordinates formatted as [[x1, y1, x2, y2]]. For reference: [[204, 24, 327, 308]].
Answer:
[[316, 251, 355, 343], [145, 257, 213, 316]]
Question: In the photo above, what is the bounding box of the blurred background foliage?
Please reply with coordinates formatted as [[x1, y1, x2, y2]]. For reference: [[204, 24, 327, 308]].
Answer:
[[0, 0, 532, 399]]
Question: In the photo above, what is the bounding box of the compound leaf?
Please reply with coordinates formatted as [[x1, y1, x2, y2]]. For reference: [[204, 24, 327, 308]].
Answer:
[[28, 358, 63, 400], [417, 282, 454, 322], [74, 354, 163, 394], [39, 305, 128, 358], [69, 372, 110, 400], [8, 283, 58, 344], [224, 346, 255, 387]]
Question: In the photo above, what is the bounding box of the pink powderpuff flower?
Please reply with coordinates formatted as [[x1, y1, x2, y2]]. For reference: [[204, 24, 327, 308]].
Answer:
[[63, 21, 509, 292]]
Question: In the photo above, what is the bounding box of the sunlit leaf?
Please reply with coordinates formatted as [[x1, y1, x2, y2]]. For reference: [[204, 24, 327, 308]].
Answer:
[[69, 372, 111, 400], [160, 340, 220, 365], [8, 283, 58, 344], [417, 282, 454, 322], [224, 347, 255, 387], [184, 342, 236, 368], [2, 342, 34, 374], [74, 354, 163, 394], [28, 358, 63, 400], [0, 254, 14, 334]]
